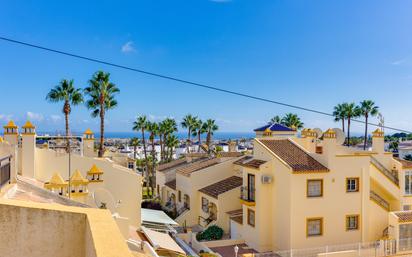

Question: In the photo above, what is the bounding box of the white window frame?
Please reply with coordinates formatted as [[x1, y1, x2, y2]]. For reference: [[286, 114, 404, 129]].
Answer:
[[405, 171, 412, 195], [346, 178, 359, 192], [307, 179, 323, 197]]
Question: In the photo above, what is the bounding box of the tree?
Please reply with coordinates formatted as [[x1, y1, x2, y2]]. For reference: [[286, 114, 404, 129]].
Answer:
[[84, 71, 119, 157], [46, 79, 83, 151], [343, 103, 361, 147], [203, 119, 219, 153], [404, 154, 412, 162], [270, 115, 281, 124], [333, 103, 347, 132], [133, 116, 149, 173], [158, 120, 167, 162], [166, 134, 179, 160], [163, 118, 178, 161], [181, 114, 197, 153], [192, 118, 205, 153], [130, 137, 140, 160], [146, 121, 159, 193], [359, 100, 379, 150], [281, 113, 304, 130]]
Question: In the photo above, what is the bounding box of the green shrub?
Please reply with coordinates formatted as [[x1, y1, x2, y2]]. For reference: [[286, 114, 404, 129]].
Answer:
[[196, 225, 223, 241]]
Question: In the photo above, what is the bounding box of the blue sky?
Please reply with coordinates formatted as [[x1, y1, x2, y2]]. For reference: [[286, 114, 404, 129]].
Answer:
[[1, 0, 412, 134]]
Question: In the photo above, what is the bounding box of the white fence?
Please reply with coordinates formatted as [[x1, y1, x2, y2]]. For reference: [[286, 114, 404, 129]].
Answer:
[[249, 239, 397, 257]]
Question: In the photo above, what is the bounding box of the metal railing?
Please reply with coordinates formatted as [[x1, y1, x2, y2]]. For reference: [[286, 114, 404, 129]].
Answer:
[[249, 239, 397, 257], [370, 190, 390, 211], [240, 186, 255, 202], [0, 155, 11, 186], [371, 156, 399, 186]]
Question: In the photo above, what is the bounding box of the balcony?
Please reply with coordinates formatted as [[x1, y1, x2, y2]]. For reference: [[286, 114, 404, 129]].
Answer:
[[371, 156, 399, 186], [240, 186, 255, 206], [370, 190, 390, 211]]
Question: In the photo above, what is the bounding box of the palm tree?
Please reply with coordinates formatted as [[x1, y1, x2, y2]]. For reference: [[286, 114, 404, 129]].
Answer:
[[164, 118, 178, 160], [333, 103, 347, 132], [281, 113, 304, 130], [344, 103, 361, 147], [181, 114, 197, 153], [46, 79, 83, 151], [166, 134, 180, 160], [359, 100, 379, 150], [84, 71, 119, 157], [192, 118, 205, 152], [133, 116, 149, 175], [270, 115, 281, 124], [146, 121, 159, 192], [158, 120, 167, 162], [130, 137, 140, 159], [203, 119, 219, 153]]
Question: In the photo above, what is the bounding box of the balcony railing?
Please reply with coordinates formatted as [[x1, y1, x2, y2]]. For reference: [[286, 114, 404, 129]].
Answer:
[[371, 156, 399, 186], [240, 186, 255, 202], [370, 190, 390, 211]]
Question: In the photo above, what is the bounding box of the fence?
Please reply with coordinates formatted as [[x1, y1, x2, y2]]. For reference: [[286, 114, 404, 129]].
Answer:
[[0, 155, 11, 186], [249, 239, 397, 257]]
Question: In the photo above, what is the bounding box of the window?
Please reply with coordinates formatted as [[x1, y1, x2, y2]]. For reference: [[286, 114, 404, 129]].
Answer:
[[404, 205, 411, 211], [128, 162, 134, 169], [201, 197, 209, 213], [307, 179, 323, 197], [157, 185, 160, 195], [178, 191, 181, 202], [247, 209, 255, 227], [346, 178, 359, 192], [346, 215, 359, 230], [307, 218, 323, 236], [405, 171, 412, 195]]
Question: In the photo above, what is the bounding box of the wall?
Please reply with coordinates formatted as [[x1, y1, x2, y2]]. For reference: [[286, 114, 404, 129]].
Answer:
[[0, 201, 87, 257], [34, 148, 142, 228]]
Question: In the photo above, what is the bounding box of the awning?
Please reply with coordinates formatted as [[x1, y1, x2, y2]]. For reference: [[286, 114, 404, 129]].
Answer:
[[141, 208, 178, 226], [141, 227, 185, 254]]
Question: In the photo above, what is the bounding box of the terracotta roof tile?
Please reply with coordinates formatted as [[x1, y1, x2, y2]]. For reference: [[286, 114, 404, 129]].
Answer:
[[176, 158, 220, 176], [233, 156, 253, 165], [395, 158, 412, 169], [164, 179, 176, 190], [259, 139, 328, 173], [241, 159, 267, 169], [157, 159, 187, 172], [394, 211, 412, 223], [199, 176, 242, 199]]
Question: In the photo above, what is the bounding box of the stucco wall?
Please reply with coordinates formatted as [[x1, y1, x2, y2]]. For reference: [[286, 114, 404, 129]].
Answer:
[[34, 148, 142, 227], [0, 202, 87, 257]]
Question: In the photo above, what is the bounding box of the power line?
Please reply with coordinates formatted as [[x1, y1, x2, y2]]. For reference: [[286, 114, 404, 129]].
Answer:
[[0, 35, 410, 134]]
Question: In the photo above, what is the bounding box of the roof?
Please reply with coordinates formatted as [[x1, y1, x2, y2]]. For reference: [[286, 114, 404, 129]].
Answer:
[[199, 176, 242, 198], [141, 208, 178, 225], [70, 170, 89, 185], [141, 227, 185, 254], [164, 179, 176, 190], [258, 139, 329, 173], [3, 120, 17, 128], [254, 123, 295, 132], [395, 158, 412, 169], [84, 128, 93, 135], [241, 159, 267, 169], [47, 173, 68, 186], [218, 152, 243, 158], [87, 164, 104, 175], [233, 156, 253, 165], [157, 158, 187, 172], [176, 158, 221, 176], [22, 120, 35, 129], [394, 211, 412, 223]]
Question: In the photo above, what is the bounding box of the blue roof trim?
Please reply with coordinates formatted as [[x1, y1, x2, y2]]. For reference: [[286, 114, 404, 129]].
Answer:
[[254, 123, 295, 132]]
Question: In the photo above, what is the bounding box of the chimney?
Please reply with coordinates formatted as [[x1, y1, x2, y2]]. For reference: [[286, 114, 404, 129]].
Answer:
[[372, 128, 384, 154], [301, 128, 317, 153], [21, 121, 36, 178], [322, 129, 337, 165]]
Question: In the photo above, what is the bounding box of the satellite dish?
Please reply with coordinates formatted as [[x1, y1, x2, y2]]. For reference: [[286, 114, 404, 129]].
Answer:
[[92, 188, 119, 213], [313, 128, 323, 139], [333, 128, 345, 145]]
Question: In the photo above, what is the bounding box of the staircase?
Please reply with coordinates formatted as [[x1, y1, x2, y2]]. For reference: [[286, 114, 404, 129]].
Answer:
[[371, 156, 399, 186]]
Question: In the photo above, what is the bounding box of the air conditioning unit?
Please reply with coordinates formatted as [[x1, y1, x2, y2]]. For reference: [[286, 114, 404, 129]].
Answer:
[[261, 175, 273, 184]]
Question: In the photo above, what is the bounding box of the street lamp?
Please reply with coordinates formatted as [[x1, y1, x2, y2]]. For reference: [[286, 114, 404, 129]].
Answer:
[[234, 245, 239, 257]]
